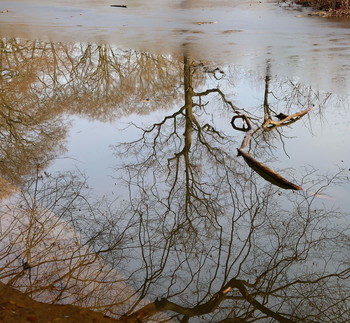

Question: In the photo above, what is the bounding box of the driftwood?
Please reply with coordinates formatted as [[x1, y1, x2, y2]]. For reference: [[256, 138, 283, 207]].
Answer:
[[238, 108, 312, 151], [233, 107, 313, 190], [110, 4, 127, 8], [262, 108, 312, 130], [237, 148, 302, 191]]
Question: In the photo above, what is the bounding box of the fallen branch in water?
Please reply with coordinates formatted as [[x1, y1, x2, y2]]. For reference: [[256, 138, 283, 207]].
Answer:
[[234, 107, 313, 190], [110, 4, 127, 8], [238, 108, 312, 150], [237, 148, 302, 190], [262, 108, 312, 130]]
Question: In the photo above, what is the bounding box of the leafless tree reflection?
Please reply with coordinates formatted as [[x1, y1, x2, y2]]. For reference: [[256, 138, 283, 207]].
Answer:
[[1, 166, 348, 322], [0, 38, 183, 195], [1, 39, 350, 322], [0, 40, 67, 196], [113, 56, 350, 322]]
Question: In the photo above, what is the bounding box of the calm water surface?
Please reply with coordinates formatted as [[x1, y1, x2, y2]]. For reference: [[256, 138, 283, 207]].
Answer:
[[1, 1, 350, 322]]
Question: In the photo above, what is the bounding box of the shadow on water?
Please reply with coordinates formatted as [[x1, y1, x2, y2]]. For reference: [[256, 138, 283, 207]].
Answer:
[[1, 38, 350, 322]]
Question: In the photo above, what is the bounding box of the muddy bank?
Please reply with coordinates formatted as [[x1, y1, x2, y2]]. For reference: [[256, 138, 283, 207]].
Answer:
[[0, 282, 118, 323]]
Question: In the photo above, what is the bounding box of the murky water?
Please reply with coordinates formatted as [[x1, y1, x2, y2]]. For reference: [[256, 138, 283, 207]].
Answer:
[[1, 1, 350, 322]]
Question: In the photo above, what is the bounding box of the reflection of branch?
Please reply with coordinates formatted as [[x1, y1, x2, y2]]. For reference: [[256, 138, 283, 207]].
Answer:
[[224, 279, 294, 323], [119, 278, 294, 323], [131, 107, 186, 144], [231, 115, 252, 132], [194, 88, 240, 114], [269, 266, 350, 296]]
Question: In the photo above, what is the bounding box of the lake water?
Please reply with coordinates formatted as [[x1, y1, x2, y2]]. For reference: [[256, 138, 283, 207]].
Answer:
[[1, 1, 350, 322]]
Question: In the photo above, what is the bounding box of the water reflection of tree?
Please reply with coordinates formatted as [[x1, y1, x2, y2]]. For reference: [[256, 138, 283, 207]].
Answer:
[[1, 39, 350, 322], [0, 38, 183, 194], [64, 45, 183, 121], [113, 56, 350, 322], [0, 39, 67, 196], [1, 38, 182, 120], [2, 167, 348, 322]]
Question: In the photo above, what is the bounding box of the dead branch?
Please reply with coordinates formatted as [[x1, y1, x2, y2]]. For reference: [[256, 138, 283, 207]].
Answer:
[[235, 107, 312, 190], [262, 108, 312, 130], [118, 278, 295, 323], [237, 148, 302, 191]]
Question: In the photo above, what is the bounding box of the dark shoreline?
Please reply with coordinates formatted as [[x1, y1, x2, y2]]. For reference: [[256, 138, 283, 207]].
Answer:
[[293, 0, 350, 17], [308, 8, 350, 17]]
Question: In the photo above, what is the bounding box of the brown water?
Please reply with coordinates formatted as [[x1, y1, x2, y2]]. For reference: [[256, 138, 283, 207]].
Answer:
[[1, 1, 350, 322]]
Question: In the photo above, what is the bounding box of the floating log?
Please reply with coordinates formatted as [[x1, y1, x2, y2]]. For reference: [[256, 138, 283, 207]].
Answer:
[[110, 4, 127, 8], [237, 148, 302, 191]]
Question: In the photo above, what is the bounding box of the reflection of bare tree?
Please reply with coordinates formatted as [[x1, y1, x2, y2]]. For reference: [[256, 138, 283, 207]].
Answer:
[[0, 39, 67, 194], [1, 166, 348, 322], [1, 42, 350, 323], [116, 55, 241, 233], [1, 38, 182, 121], [64, 45, 183, 121], [0, 38, 184, 194], [0, 170, 152, 318], [113, 56, 350, 322]]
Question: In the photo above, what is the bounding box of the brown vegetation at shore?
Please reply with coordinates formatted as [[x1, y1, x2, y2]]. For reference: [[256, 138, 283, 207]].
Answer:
[[299, 0, 349, 9], [298, 0, 350, 15]]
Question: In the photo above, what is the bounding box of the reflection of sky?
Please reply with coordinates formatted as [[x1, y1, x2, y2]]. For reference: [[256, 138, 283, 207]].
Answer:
[[49, 111, 185, 198], [282, 105, 350, 211], [48, 117, 121, 198]]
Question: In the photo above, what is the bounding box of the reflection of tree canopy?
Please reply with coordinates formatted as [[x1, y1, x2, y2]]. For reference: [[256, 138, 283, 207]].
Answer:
[[1, 38, 183, 121], [0, 38, 184, 192], [66, 46, 183, 120], [0, 39, 67, 193], [1, 43, 350, 323]]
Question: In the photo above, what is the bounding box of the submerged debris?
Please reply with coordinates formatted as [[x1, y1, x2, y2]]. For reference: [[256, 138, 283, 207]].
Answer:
[[237, 148, 302, 191], [193, 21, 218, 25]]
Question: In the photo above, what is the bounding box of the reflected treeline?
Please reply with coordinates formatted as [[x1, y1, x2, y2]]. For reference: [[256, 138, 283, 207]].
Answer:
[[0, 39, 67, 195], [1, 37, 350, 322], [0, 38, 184, 195], [0, 38, 183, 121]]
